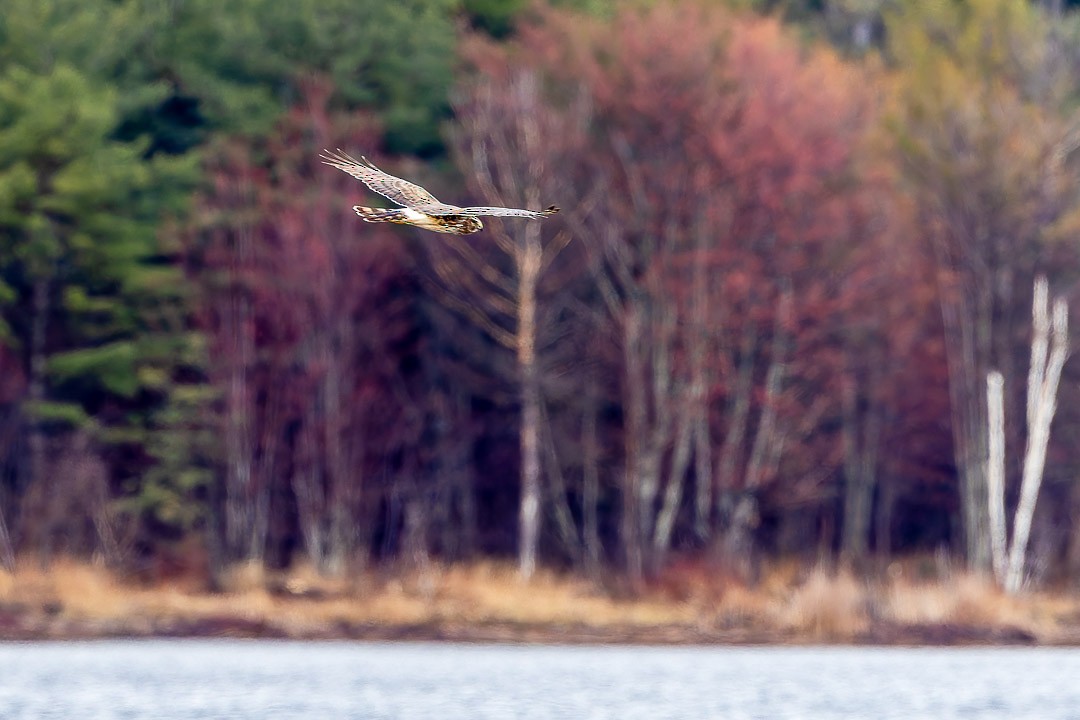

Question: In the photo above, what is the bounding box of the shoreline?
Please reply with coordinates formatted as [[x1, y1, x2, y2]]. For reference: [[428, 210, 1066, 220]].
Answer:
[[0, 616, 1058, 646], [3, 559, 1079, 646]]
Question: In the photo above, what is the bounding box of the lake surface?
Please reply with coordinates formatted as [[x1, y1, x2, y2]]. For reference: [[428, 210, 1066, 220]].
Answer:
[[0, 640, 1078, 719]]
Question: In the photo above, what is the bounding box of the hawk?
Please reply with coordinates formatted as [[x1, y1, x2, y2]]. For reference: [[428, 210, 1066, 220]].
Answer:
[[320, 149, 559, 235]]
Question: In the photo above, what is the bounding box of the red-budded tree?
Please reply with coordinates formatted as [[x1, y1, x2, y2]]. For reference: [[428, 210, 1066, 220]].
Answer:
[[186, 80, 413, 575], [449, 45, 583, 579], [457, 1, 904, 584]]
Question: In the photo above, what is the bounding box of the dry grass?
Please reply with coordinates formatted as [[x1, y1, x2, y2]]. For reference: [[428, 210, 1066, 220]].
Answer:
[[776, 566, 869, 641], [662, 559, 1080, 643], [876, 570, 1076, 638], [0, 558, 692, 637], [2, 556, 1079, 643]]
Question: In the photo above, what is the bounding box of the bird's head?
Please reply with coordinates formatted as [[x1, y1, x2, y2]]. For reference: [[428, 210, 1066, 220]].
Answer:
[[464, 217, 483, 234]]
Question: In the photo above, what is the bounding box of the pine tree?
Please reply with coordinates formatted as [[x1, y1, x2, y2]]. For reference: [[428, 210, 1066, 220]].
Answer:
[[0, 58, 200, 560]]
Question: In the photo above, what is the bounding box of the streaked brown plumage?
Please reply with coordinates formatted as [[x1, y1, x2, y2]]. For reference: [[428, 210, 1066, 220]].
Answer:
[[320, 149, 559, 235]]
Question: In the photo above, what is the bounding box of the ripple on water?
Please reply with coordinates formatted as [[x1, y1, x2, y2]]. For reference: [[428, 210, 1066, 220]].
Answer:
[[0, 641, 1078, 719]]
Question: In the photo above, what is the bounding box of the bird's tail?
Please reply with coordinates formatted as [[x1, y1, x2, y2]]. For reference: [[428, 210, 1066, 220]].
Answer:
[[353, 206, 409, 224]]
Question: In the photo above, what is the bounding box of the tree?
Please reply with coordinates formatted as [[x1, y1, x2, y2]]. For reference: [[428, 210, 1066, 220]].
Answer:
[[3, 0, 464, 156], [267, 86, 414, 574], [186, 81, 416, 575], [139, 0, 460, 154], [448, 57, 580, 578], [462, 2, 888, 586], [987, 277, 1069, 592], [886, 0, 1079, 571], [0, 60, 196, 563]]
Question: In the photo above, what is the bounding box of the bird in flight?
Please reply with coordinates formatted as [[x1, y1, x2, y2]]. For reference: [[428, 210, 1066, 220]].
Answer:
[[320, 149, 559, 235]]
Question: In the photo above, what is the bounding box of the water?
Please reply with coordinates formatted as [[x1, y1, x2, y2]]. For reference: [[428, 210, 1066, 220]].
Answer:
[[0, 640, 1078, 719]]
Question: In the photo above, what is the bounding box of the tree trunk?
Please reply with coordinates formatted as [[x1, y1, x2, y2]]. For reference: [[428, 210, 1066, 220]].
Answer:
[[517, 223, 542, 580], [621, 303, 646, 586], [1004, 285, 1067, 593], [745, 289, 791, 490], [0, 411, 16, 571], [875, 474, 896, 560], [26, 276, 49, 544], [0, 507, 13, 572], [721, 290, 791, 578], [651, 410, 690, 572], [689, 221, 713, 539], [222, 220, 263, 565], [618, 290, 676, 587], [402, 494, 429, 568], [541, 402, 583, 564], [840, 357, 883, 566], [986, 371, 1007, 584], [582, 381, 602, 575], [323, 329, 362, 576], [1067, 480, 1080, 587], [638, 300, 674, 552], [715, 323, 756, 513], [717, 490, 760, 582], [938, 282, 993, 572]]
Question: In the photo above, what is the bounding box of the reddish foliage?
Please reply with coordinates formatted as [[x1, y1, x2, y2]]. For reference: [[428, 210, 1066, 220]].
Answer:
[[186, 79, 416, 567], [461, 2, 944, 564]]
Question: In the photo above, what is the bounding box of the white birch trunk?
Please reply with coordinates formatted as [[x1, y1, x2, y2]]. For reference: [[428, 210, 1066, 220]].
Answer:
[[984, 277, 1069, 594], [1004, 285, 1068, 593]]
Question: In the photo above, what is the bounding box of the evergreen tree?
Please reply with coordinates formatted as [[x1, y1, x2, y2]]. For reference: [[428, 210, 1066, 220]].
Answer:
[[0, 58, 200, 559], [136, 0, 461, 154]]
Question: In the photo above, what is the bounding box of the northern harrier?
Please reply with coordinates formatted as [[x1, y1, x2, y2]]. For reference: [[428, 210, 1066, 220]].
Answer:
[[320, 149, 559, 235]]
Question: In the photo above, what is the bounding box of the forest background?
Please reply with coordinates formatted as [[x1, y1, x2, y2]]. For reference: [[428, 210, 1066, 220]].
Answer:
[[4, 0, 1080, 610]]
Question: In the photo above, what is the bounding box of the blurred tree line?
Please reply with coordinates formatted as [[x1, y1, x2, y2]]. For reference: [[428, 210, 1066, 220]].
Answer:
[[2, 0, 1080, 591]]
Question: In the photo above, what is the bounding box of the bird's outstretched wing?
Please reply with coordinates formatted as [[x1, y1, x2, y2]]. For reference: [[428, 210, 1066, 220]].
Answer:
[[443, 205, 560, 219], [321, 150, 559, 221], [319, 149, 457, 212]]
